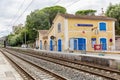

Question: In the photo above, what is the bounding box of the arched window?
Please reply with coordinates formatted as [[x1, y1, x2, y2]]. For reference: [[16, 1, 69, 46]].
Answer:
[[99, 22, 106, 31], [58, 23, 61, 33]]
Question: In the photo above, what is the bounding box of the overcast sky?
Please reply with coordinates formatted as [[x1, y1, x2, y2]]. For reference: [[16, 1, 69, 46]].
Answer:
[[0, 0, 120, 37]]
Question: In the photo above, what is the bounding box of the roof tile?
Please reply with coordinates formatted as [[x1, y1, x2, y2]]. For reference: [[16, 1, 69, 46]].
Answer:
[[59, 14, 117, 21], [38, 30, 48, 35]]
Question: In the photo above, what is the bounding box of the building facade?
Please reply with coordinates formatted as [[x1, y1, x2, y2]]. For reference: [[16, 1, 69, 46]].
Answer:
[[38, 30, 48, 50], [38, 14, 116, 52]]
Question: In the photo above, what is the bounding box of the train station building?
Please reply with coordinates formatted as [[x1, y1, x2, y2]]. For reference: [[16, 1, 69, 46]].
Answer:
[[38, 13, 116, 52]]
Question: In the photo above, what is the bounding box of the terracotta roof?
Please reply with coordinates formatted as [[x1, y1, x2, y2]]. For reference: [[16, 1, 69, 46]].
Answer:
[[59, 14, 117, 21], [38, 30, 48, 35]]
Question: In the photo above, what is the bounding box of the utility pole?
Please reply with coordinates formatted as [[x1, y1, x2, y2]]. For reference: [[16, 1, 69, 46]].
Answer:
[[25, 31, 26, 46]]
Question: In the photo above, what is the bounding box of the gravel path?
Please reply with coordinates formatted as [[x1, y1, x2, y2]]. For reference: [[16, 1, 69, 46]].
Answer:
[[7, 50, 109, 80], [4, 51, 60, 80]]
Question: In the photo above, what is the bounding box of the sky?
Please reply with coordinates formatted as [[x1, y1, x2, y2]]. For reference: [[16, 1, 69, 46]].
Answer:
[[0, 0, 120, 37]]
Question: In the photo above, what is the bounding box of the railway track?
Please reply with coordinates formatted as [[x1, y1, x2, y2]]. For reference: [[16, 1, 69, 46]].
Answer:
[[0, 49, 67, 80], [5, 48, 120, 80], [0, 49, 34, 80]]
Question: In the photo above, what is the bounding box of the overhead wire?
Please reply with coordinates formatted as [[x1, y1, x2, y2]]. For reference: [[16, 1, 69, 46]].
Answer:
[[12, 0, 34, 26], [52, 0, 61, 5], [65, 0, 80, 8], [11, 0, 63, 26], [9, 0, 26, 26]]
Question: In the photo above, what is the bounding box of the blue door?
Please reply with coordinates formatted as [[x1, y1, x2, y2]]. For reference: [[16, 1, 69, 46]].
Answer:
[[74, 39, 77, 50], [58, 39, 62, 51], [40, 40, 42, 49], [100, 38, 107, 50], [50, 40, 53, 51], [78, 38, 86, 50]]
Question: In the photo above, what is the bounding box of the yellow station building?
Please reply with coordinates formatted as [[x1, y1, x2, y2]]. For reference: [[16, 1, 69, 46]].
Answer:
[[38, 14, 116, 52]]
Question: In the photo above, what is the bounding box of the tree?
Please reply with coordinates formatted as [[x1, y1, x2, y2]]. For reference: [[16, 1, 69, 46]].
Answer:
[[6, 27, 28, 46], [7, 6, 66, 46], [106, 3, 120, 35], [75, 9, 96, 16], [25, 6, 66, 43], [13, 24, 23, 34], [42, 6, 66, 25], [7, 34, 19, 46]]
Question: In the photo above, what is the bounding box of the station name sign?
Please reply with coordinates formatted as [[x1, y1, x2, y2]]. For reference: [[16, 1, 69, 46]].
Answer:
[[75, 24, 93, 27]]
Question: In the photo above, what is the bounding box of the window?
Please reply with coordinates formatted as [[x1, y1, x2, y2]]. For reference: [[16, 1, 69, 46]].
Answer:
[[91, 38, 96, 48], [99, 22, 106, 31], [58, 23, 61, 33]]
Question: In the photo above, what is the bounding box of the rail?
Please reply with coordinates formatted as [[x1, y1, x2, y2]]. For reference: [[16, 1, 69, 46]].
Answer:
[[0, 48, 67, 80], [5, 48, 120, 80]]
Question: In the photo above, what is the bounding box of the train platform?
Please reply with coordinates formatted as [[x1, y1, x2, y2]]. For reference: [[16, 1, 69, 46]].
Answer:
[[0, 52, 23, 80], [32, 48, 120, 60], [71, 50, 120, 60], [85, 52, 120, 60]]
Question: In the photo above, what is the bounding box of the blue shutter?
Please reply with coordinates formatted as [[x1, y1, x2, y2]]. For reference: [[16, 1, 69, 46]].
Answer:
[[70, 39, 74, 50], [74, 39, 77, 50], [40, 40, 42, 49], [99, 22, 106, 31]]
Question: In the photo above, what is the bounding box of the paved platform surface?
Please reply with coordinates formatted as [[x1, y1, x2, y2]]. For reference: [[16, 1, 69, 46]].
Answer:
[[33, 48, 120, 60], [0, 52, 23, 80], [86, 53, 120, 60]]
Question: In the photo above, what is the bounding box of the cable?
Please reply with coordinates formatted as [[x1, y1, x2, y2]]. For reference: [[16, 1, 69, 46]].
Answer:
[[12, 0, 61, 26], [52, 0, 61, 5], [12, 0, 34, 26], [65, 0, 80, 8], [9, 0, 26, 26]]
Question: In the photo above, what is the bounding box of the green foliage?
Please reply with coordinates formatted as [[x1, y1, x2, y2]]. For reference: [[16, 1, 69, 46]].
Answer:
[[105, 3, 120, 35], [14, 24, 23, 34], [25, 5, 66, 43], [7, 27, 28, 46], [42, 6, 66, 25], [75, 9, 96, 16], [7, 34, 18, 46], [7, 6, 66, 46]]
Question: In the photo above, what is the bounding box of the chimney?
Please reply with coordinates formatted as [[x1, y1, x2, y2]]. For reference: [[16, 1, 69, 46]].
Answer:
[[101, 8, 105, 16]]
